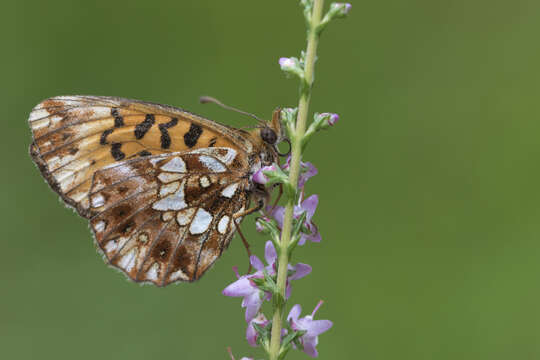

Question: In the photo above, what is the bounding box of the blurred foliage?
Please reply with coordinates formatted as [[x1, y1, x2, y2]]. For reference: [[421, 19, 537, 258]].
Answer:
[[2, 0, 540, 359]]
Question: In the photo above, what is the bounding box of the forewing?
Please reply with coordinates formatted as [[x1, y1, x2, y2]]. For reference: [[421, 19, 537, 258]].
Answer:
[[28, 96, 249, 216], [87, 147, 249, 285]]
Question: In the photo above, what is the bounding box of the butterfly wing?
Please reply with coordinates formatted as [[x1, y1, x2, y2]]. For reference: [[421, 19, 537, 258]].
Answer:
[[29, 96, 253, 217], [87, 147, 249, 285]]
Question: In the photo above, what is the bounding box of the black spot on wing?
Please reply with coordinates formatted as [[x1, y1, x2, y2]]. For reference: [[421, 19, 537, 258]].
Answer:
[[111, 108, 124, 127], [138, 150, 152, 157], [184, 123, 203, 148], [111, 142, 125, 161], [158, 117, 178, 149], [134, 114, 155, 139], [100, 129, 113, 145], [208, 137, 217, 147]]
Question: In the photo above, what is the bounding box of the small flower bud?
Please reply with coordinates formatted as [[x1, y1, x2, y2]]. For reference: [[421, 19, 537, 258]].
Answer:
[[279, 57, 296, 70], [325, 112, 339, 126], [255, 216, 271, 233], [252, 164, 290, 188], [280, 107, 298, 136], [251, 169, 268, 185], [318, 2, 352, 33], [247, 313, 269, 347], [330, 2, 352, 17], [311, 112, 340, 132], [251, 165, 277, 185], [280, 107, 298, 123], [278, 57, 304, 78]]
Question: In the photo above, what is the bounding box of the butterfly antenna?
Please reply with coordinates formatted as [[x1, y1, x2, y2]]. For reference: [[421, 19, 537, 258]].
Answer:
[[199, 96, 265, 125]]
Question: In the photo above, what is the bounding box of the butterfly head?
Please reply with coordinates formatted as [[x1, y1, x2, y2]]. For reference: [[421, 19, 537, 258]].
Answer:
[[260, 126, 278, 145], [256, 108, 289, 158]]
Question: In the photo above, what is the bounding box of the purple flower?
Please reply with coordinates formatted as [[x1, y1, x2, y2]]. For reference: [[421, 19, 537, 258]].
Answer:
[[251, 241, 312, 298], [268, 194, 321, 245], [222, 266, 265, 322], [287, 301, 333, 358], [282, 156, 318, 188], [319, 112, 339, 126], [252, 165, 277, 185], [223, 242, 311, 320], [246, 313, 268, 347], [258, 242, 311, 297]]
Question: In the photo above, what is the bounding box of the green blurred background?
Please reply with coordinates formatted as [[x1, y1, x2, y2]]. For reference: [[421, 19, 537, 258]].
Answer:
[[3, 0, 540, 359]]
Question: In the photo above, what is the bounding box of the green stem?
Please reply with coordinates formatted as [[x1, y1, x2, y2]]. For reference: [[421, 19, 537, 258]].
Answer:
[[268, 1, 324, 359]]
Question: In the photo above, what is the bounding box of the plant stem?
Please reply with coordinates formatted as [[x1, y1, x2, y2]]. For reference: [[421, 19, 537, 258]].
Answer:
[[268, 1, 324, 359]]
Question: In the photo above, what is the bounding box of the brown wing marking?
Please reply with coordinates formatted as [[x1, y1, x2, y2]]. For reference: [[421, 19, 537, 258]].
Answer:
[[87, 148, 250, 286], [28, 96, 248, 216]]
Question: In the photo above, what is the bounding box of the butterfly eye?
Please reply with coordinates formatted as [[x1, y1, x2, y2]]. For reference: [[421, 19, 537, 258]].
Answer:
[[261, 127, 277, 145]]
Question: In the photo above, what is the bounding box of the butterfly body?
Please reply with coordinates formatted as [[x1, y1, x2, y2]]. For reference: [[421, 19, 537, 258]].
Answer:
[[29, 96, 281, 286]]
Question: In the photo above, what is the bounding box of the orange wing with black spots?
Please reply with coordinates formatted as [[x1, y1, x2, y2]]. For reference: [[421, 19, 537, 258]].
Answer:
[[28, 96, 253, 216]]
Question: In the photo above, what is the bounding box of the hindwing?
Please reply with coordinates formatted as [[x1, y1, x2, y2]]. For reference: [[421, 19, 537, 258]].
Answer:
[[88, 148, 249, 285]]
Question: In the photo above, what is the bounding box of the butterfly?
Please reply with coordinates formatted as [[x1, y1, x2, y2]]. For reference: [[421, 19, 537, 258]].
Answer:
[[28, 96, 284, 286]]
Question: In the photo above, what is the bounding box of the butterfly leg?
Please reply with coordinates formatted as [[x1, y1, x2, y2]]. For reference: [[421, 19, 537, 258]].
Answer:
[[233, 199, 265, 273], [234, 221, 253, 273], [268, 183, 283, 214]]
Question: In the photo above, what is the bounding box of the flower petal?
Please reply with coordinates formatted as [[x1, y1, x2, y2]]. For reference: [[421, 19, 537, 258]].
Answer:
[[289, 263, 312, 280], [287, 304, 302, 322], [298, 161, 318, 188], [244, 292, 263, 322], [250, 255, 264, 271], [306, 319, 333, 337], [264, 241, 277, 265], [269, 206, 285, 228], [223, 277, 255, 297], [301, 195, 319, 221], [302, 338, 319, 358], [305, 231, 321, 243], [285, 282, 292, 299]]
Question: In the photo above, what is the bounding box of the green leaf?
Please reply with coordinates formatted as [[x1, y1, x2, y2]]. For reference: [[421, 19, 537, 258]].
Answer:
[[288, 211, 308, 255], [252, 321, 270, 348], [256, 217, 281, 243]]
